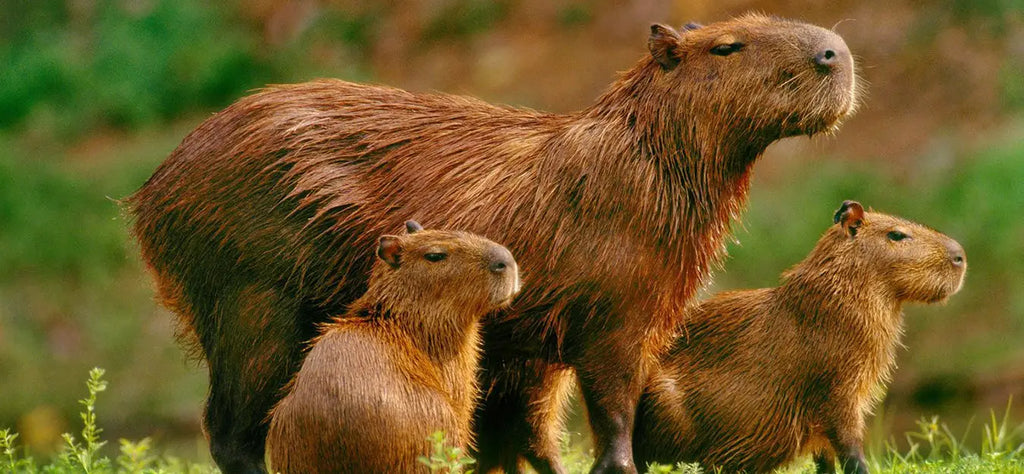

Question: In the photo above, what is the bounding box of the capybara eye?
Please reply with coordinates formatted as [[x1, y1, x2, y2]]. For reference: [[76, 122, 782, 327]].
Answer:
[[424, 252, 448, 262], [887, 231, 908, 242], [710, 42, 745, 56]]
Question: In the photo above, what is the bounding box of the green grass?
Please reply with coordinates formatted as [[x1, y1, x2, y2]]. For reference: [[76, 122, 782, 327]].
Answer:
[[1, 370, 1022, 473]]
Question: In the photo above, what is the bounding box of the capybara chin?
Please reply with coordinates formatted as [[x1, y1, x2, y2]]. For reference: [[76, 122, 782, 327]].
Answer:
[[128, 12, 858, 474], [633, 201, 966, 474], [266, 221, 519, 474]]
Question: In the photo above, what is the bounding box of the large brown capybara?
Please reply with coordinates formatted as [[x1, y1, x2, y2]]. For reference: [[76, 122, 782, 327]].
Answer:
[[633, 201, 967, 474], [128, 13, 858, 474], [266, 221, 520, 473]]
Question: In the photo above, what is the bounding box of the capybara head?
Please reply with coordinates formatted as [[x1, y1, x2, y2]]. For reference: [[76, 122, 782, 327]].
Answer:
[[646, 13, 858, 137], [793, 200, 966, 304], [371, 220, 521, 315]]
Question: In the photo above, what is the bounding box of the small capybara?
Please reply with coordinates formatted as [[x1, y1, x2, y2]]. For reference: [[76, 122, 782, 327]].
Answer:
[[633, 201, 967, 474], [266, 221, 520, 473], [128, 13, 858, 474]]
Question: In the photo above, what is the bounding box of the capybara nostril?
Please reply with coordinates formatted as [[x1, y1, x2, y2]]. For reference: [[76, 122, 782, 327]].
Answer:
[[487, 245, 516, 275], [947, 241, 966, 268], [815, 49, 836, 65], [813, 36, 850, 72]]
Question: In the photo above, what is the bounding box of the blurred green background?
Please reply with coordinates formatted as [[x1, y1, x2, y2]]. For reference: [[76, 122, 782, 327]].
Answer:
[[1, 0, 1022, 463]]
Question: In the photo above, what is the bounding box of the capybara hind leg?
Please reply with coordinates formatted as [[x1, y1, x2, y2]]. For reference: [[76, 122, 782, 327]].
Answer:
[[205, 386, 268, 474], [522, 366, 574, 474], [201, 284, 313, 474], [475, 360, 572, 474]]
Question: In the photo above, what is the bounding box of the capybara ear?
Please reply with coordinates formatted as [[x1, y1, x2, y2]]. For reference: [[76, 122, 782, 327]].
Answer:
[[649, 24, 683, 70], [405, 220, 424, 234], [833, 200, 865, 238], [377, 235, 403, 268]]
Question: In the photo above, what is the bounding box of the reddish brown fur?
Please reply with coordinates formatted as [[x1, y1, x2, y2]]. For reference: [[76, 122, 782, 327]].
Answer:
[[267, 226, 519, 473], [633, 202, 967, 474], [128, 13, 857, 474]]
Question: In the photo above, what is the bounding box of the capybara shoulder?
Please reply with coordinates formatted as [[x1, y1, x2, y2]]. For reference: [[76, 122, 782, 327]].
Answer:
[[267, 222, 519, 474], [634, 201, 966, 474]]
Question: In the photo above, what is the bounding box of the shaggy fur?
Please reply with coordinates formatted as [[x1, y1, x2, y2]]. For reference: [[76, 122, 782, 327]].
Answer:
[[128, 13, 858, 474], [633, 202, 967, 474], [266, 225, 519, 473]]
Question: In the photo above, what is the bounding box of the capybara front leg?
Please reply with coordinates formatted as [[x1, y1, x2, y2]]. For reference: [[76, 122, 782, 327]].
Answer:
[[814, 452, 837, 473], [576, 354, 645, 474], [836, 445, 868, 474]]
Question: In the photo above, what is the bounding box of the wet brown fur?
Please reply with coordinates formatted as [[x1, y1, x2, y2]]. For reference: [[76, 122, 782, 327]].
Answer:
[[633, 202, 967, 474], [128, 13, 857, 474], [266, 227, 519, 473]]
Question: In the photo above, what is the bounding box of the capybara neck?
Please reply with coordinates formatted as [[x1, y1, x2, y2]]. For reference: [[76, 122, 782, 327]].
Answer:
[[350, 295, 482, 362]]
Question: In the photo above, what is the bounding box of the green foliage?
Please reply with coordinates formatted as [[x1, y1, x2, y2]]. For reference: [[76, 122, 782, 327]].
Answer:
[[0, 368, 215, 474], [0, 1, 268, 139], [643, 462, 705, 473], [60, 368, 110, 473], [417, 431, 475, 474], [421, 0, 507, 42], [0, 1, 376, 141]]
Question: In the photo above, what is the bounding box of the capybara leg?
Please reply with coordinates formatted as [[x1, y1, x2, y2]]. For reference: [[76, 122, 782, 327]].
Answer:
[[825, 421, 868, 474], [200, 284, 313, 474], [205, 385, 268, 474], [521, 366, 575, 474], [814, 453, 837, 473], [474, 373, 532, 473], [836, 446, 868, 474], [826, 429, 868, 474], [576, 361, 643, 473], [475, 360, 571, 474]]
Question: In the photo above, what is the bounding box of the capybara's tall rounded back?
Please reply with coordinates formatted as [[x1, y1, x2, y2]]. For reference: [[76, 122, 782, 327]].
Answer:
[[129, 13, 858, 474], [633, 201, 966, 473], [267, 224, 520, 474]]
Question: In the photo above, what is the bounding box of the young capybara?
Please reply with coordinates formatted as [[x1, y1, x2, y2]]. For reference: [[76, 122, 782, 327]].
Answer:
[[128, 13, 858, 474], [266, 221, 520, 473], [632, 201, 967, 474]]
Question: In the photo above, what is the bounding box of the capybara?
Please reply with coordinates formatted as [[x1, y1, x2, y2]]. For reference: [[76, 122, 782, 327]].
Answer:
[[266, 221, 520, 473], [128, 13, 858, 474], [632, 201, 967, 474]]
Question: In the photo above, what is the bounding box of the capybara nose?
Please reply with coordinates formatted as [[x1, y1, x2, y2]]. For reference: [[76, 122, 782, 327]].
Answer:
[[813, 37, 850, 72], [489, 260, 509, 273], [487, 245, 516, 275], [947, 241, 966, 268]]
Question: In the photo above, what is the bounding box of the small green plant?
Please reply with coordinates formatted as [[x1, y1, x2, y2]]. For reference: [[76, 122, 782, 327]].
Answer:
[[644, 462, 705, 473], [116, 438, 156, 473], [418, 431, 475, 474], [0, 368, 216, 474], [1, 428, 33, 473], [59, 367, 111, 473]]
